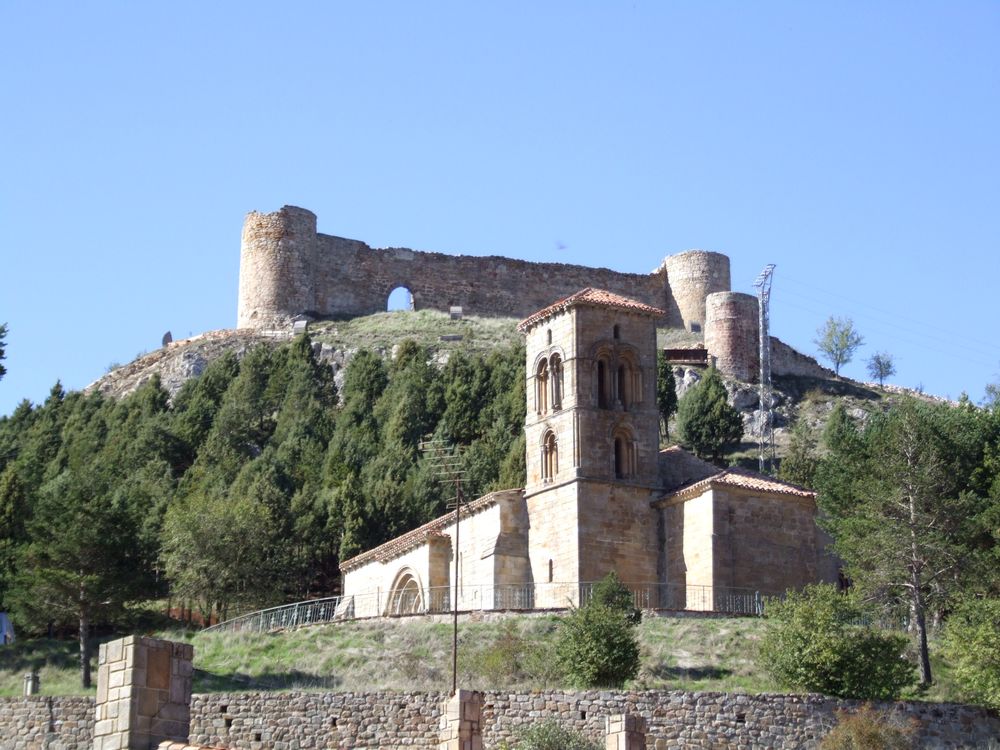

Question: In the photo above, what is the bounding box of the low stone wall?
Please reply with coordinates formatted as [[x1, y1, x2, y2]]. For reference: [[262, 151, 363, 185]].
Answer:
[[0, 695, 93, 750], [188, 690, 1000, 749], [2, 690, 997, 749], [189, 691, 445, 747]]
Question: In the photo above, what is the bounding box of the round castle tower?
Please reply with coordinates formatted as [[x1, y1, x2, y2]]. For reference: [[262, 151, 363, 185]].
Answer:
[[237, 206, 318, 330], [704, 291, 760, 382], [662, 251, 731, 333]]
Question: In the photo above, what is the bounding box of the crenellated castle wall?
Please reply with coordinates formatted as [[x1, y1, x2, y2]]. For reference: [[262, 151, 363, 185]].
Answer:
[[236, 206, 731, 333]]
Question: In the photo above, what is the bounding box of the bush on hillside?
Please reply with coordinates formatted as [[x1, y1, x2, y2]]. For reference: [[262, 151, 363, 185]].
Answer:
[[758, 584, 915, 700], [940, 597, 1000, 710], [556, 572, 640, 688], [820, 704, 917, 750], [499, 720, 601, 750]]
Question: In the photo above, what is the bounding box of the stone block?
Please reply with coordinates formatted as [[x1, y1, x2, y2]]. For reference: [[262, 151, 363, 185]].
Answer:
[[147, 648, 171, 690]]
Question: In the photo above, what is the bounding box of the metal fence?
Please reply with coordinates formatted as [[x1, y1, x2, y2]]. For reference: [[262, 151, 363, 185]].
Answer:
[[204, 581, 771, 634]]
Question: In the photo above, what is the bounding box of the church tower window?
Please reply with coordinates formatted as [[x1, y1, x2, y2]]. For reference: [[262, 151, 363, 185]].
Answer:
[[612, 428, 637, 479], [536, 359, 549, 414], [550, 354, 563, 410], [542, 431, 558, 480], [597, 358, 610, 408]]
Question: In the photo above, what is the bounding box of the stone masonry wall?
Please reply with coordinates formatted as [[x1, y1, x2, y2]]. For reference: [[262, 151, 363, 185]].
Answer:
[[0, 695, 93, 750], [236, 207, 732, 333], [2, 690, 997, 749]]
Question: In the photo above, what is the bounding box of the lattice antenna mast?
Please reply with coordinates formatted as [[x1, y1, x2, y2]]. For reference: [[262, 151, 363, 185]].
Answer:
[[418, 436, 466, 696], [753, 264, 776, 474]]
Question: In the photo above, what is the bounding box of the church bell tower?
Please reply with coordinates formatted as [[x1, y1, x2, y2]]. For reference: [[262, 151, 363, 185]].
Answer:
[[518, 288, 664, 601]]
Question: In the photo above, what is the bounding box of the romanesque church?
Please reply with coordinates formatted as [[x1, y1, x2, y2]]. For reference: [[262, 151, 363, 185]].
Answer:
[[341, 289, 836, 616]]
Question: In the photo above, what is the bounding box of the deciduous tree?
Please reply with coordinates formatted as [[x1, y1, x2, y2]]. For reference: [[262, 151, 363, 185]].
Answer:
[[867, 351, 896, 386], [815, 316, 864, 376]]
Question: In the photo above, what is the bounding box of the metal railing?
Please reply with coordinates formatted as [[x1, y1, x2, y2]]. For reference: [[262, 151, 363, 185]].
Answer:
[[204, 581, 771, 634]]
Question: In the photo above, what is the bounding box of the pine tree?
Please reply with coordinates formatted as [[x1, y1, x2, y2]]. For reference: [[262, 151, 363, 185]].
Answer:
[[676, 366, 743, 462]]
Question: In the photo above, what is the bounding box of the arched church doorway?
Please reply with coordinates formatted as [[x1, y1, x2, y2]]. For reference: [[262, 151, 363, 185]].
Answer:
[[387, 286, 415, 312], [386, 569, 424, 615]]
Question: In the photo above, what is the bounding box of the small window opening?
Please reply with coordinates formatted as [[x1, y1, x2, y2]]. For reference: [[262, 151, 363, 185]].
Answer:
[[548, 559, 554, 583], [224, 717, 233, 730], [579, 711, 587, 720], [254, 732, 262, 742], [546, 328, 552, 345], [536, 360, 549, 413], [614, 437, 625, 479], [597, 360, 609, 408], [613, 324, 620, 339], [617, 365, 628, 408], [550, 354, 563, 410]]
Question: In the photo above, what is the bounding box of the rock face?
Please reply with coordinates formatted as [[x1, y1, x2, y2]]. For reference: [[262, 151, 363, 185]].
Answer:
[[87, 329, 281, 402]]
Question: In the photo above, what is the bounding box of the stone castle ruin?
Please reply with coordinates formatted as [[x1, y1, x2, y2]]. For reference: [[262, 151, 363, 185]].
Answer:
[[237, 205, 832, 382]]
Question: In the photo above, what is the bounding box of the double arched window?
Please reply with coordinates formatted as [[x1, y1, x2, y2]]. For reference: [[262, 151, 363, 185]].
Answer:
[[594, 346, 641, 411], [534, 352, 565, 414]]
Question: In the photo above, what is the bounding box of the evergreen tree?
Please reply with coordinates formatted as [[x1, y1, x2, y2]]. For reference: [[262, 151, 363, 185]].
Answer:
[[815, 397, 994, 686], [675, 366, 743, 463], [0, 322, 7, 381], [656, 351, 678, 441], [778, 416, 820, 488]]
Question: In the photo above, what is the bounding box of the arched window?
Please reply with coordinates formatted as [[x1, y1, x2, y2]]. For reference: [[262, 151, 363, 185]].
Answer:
[[535, 359, 549, 414], [550, 354, 563, 410], [613, 324, 621, 340], [612, 428, 637, 480], [542, 430, 558, 481]]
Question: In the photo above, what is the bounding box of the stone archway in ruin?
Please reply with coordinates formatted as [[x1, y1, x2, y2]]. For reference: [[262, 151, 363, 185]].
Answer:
[[386, 285, 415, 312], [386, 568, 424, 615]]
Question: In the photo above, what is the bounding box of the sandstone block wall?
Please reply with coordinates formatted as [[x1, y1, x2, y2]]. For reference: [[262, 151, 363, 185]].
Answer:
[[236, 207, 732, 333], [0, 695, 93, 750], [94, 635, 193, 750]]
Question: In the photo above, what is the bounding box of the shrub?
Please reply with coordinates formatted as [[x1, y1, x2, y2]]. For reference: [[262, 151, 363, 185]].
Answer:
[[500, 720, 601, 750], [588, 570, 641, 625], [556, 573, 640, 688], [940, 597, 1000, 710], [759, 584, 915, 699], [820, 705, 916, 750]]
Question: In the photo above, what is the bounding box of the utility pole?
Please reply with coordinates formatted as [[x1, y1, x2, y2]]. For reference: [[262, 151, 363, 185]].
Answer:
[[419, 436, 466, 695], [753, 264, 776, 474]]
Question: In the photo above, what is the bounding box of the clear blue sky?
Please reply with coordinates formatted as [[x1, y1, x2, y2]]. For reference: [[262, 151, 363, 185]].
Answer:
[[2, 2, 997, 416]]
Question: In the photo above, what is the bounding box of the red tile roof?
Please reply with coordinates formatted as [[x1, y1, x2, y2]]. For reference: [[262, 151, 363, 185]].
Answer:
[[339, 489, 523, 572], [660, 466, 815, 504], [517, 288, 666, 331]]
